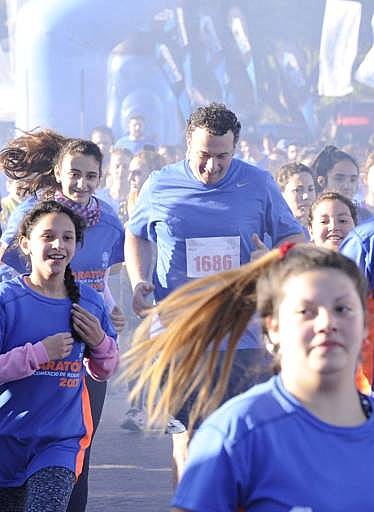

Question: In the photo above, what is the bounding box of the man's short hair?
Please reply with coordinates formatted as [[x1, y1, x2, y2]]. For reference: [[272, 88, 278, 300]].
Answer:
[[186, 103, 241, 145]]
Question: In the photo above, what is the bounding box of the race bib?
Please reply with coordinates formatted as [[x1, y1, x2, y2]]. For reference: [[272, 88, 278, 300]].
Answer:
[[186, 236, 240, 278]]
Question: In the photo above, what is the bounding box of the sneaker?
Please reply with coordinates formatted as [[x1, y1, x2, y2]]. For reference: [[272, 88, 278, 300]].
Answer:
[[120, 407, 146, 431]]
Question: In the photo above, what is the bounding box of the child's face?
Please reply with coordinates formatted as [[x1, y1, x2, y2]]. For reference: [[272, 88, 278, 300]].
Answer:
[[109, 153, 131, 189], [326, 160, 359, 199], [128, 158, 149, 192], [282, 172, 316, 223], [267, 268, 366, 384], [309, 199, 355, 251], [20, 212, 76, 278], [55, 153, 100, 206]]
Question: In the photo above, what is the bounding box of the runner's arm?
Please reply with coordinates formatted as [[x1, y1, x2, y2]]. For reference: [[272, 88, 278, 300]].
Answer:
[[124, 229, 153, 290]]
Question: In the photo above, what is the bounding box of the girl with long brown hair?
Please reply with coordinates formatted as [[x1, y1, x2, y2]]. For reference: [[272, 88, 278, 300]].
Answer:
[[0, 201, 118, 512], [125, 244, 374, 511], [0, 130, 125, 512]]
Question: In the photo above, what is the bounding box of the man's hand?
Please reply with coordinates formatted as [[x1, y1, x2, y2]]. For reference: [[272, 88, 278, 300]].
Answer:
[[133, 281, 155, 318], [42, 332, 74, 360], [251, 233, 269, 261], [110, 305, 126, 333]]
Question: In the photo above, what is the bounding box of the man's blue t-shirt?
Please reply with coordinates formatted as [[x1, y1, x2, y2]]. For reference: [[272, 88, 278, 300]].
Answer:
[[127, 158, 302, 301], [0, 276, 116, 486], [1, 196, 125, 293], [173, 375, 374, 511], [340, 218, 374, 291]]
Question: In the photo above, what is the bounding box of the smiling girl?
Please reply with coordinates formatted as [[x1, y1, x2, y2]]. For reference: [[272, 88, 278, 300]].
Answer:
[[0, 201, 118, 512], [125, 244, 374, 511], [0, 130, 124, 511], [308, 192, 357, 251]]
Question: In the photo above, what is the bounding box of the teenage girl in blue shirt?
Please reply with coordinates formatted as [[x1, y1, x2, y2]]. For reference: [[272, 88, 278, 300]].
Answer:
[[0, 200, 119, 512], [125, 243, 374, 511], [0, 131, 125, 512]]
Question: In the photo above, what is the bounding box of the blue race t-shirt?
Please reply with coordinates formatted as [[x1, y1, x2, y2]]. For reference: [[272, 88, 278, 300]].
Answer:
[[127, 158, 302, 301], [340, 218, 374, 291], [0, 276, 116, 486], [173, 375, 374, 512], [1, 196, 125, 293]]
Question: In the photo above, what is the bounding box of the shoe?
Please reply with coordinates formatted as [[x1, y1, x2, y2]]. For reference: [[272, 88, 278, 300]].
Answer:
[[121, 407, 146, 431]]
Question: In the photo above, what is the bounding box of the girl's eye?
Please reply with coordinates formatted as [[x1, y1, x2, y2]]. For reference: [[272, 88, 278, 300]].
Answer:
[[297, 308, 314, 317], [335, 305, 351, 314]]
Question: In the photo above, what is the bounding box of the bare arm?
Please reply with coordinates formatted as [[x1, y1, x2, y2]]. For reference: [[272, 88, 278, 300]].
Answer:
[[125, 229, 153, 289], [124, 229, 155, 316]]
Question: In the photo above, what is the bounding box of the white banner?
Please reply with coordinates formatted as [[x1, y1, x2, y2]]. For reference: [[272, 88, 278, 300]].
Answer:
[[355, 14, 374, 88], [318, 0, 361, 97]]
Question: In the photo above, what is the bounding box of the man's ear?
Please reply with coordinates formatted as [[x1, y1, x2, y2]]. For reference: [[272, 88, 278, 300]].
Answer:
[[19, 236, 30, 256]]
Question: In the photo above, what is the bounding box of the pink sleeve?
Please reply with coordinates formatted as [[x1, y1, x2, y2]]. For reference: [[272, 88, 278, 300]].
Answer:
[[85, 334, 119, 381], [0, 342, 49, 385]]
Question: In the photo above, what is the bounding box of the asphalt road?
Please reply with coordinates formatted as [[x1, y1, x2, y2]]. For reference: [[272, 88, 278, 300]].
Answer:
[[87, 385, 172, 512]]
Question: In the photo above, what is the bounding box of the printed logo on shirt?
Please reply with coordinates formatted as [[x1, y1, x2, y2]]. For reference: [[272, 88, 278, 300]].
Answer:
[[290, 508, 313, 511], [73, 269, 106, 292], [35, 359, 83, 388]]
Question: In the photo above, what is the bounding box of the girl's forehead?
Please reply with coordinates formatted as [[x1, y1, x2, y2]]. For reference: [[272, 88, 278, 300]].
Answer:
[[32, 212, 75, 230], [279, 268, 358, 301], [61, 152, 100, 169], [329, 159, 358, 174]]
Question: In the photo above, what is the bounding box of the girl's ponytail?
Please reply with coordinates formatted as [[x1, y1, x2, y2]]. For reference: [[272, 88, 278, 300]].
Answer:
[[0, 130, 68, 195], [124, 249, 280, 430]]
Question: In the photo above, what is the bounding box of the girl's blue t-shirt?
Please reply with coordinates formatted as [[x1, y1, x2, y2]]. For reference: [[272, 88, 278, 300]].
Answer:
[[0, 276, 116, 486], [173, 375, 374, 511]]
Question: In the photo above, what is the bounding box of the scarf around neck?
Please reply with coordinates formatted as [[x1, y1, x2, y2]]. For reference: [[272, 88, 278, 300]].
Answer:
[[54, 190, 101, 227]]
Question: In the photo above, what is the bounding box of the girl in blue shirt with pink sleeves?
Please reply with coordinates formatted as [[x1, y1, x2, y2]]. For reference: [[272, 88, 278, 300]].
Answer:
[[0, 200, 119, 512], [0, 132, 124, 511]]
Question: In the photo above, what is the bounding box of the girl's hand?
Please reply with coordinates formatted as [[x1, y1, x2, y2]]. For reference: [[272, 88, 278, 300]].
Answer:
[[110, 305, 126, 334], [42, 332, 74, 360], [71, 303, 105, 348]]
